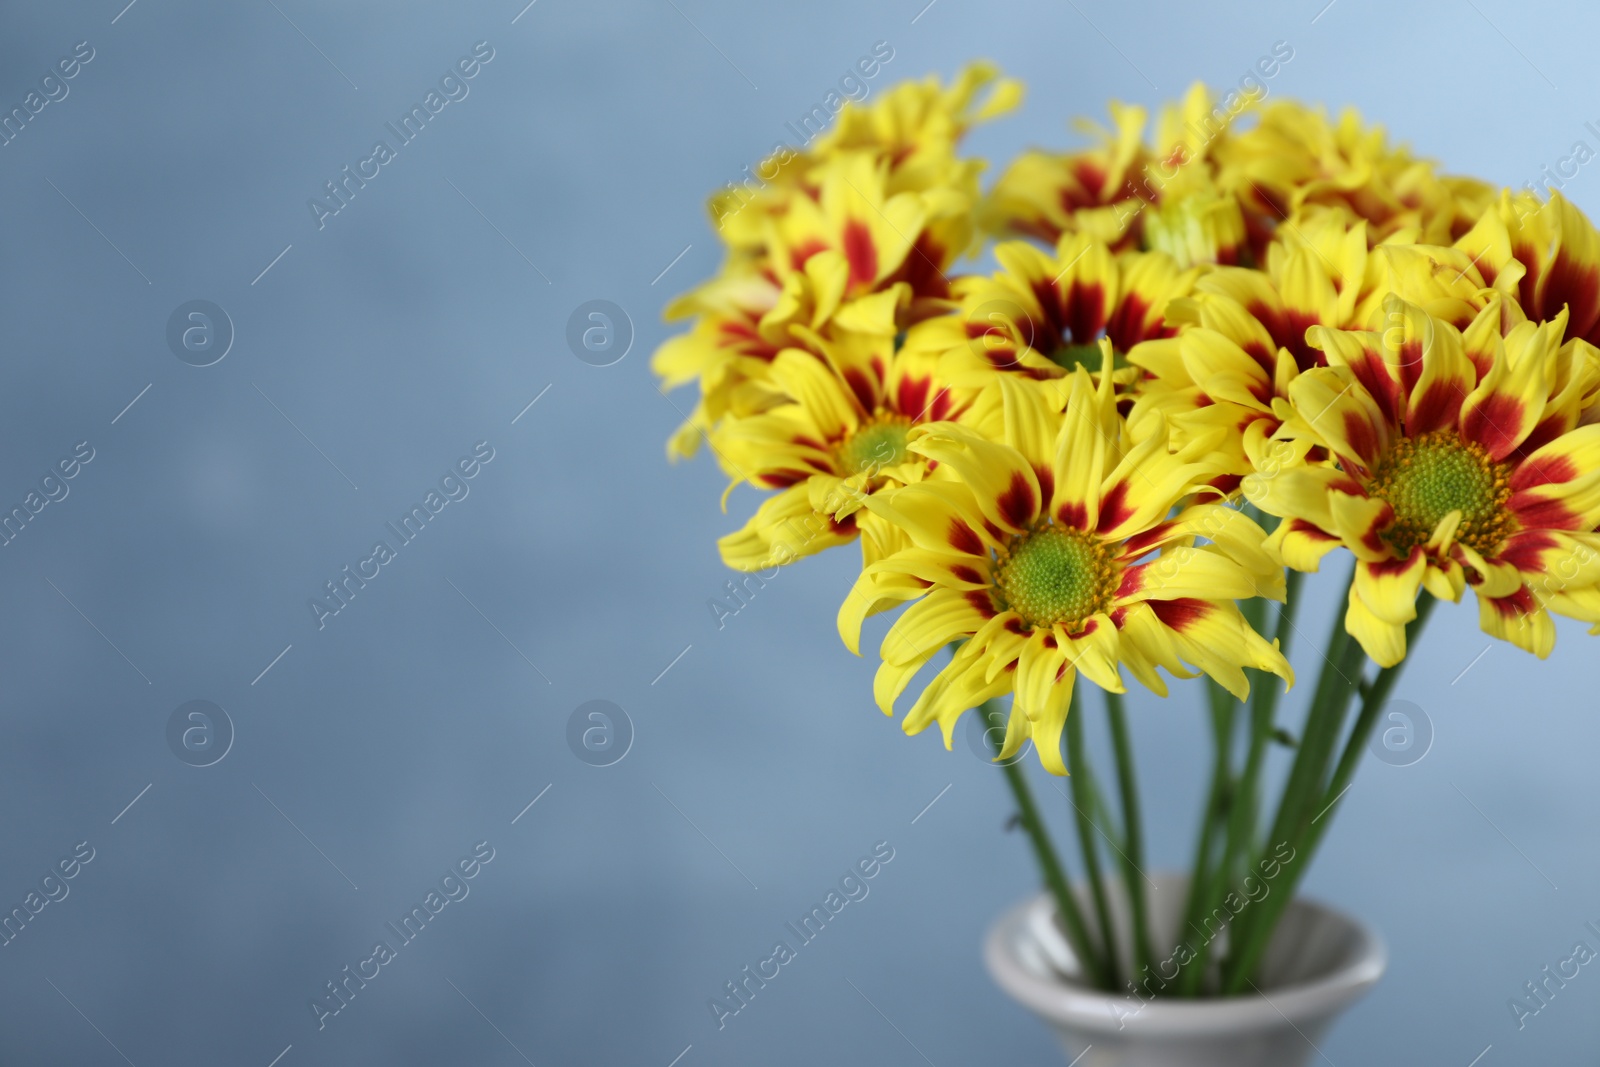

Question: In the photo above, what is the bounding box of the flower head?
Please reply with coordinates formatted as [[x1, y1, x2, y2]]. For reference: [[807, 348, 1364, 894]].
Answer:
[[714, 340, 968, 569], [712, 63, 1017, 252], [1245, 295, 1600, 664], [1212, 100, 1493, 247], [1456, 189, 1600, 346], [656, 150, 976, 460], [983, 84, 1238, 252], [910, 233, 1200, 390], [813, 61, 1022, 177], [1125, 208, 1377, 470], [841, 365, 1291, 773]]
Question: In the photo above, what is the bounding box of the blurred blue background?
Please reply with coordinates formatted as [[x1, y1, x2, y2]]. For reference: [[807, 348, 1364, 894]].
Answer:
[[1, 0, 1596, 1063]]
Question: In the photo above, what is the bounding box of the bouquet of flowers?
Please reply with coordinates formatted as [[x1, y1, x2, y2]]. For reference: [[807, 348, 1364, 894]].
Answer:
[[653, 64, 1600, 998]]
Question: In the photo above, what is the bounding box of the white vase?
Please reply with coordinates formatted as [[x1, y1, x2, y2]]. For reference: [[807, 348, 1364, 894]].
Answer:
[[984, 874, 1385, 1067]]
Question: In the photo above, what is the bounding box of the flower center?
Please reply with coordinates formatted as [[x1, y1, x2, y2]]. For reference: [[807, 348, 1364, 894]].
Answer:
[[1366, 430, 1514, 557], [993, 525, 1119, 630], [1049, 342, 1108, 372], [1142, 190, 1246, 269], [837, 414, 911, 476]]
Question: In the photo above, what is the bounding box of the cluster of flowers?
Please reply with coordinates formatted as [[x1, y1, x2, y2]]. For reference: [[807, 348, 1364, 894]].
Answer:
[[655, 66, 1600, 775]]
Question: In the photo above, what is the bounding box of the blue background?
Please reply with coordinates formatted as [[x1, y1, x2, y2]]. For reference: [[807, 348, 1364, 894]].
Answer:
[[1, 0, 1595, 1063]]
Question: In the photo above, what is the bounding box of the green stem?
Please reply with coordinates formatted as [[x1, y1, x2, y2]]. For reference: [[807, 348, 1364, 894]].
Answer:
[[1222, 594, 1436, 993], [1228, 616, 1363, 966], [1174, 680, 1234, 995], [1320, 595, 1436, 807], [1195, 569, 1303, 987], [1251, 561, 1362, 875], [1232, 581, 1270, 890], [981, 699, 1108, 989], [1065, 686, 1121, 990], [1223, 564, 1359, 972], [1237, 568, 1305, 862], [1104, 689, 1155, 980]]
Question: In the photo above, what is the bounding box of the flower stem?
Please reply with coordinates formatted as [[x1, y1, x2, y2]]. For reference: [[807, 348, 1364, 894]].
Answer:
[[1219, 565, 1359, 979], [1221, 593, 1436, 993], [1177, 573, 1306, 996], [1104, 688, 1155, 980], [1192, 571, 1305, 984], [1065, 685, 1121, 990], [1234, 567, 1305, 866], [1320, 595, 1435, 809], [1174, 679, 1235, 995], [981, 699, 1108, 989], [1227, 617, 1363, 974], [1250, 561, 1362, 873]]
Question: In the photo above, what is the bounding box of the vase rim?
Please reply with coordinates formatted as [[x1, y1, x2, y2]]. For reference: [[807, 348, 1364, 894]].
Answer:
[[984, 875, 1387, 1037]]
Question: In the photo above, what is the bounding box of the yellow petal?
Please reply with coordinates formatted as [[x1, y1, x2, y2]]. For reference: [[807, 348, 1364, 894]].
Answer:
[[1268, 518, 1345, 573], [1326, 491, 1393, 562], [880, 589, 990, 667], [1344, 582, 1406, 667], [1421, 556, 1466, 602], [1051, 366, 1112, 528], [1352, 552, 1425, 625], [1476, 589, 1555, 658]]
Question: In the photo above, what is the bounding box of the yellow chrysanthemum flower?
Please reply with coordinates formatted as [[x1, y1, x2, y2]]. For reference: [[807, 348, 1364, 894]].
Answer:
[[758, 152, 969, 324], [1123, 205, 1566, 479], [983, 84, 1240, 252], [1244, 295, 1600, 665], [656, 151, 976, 459], [654, 65, 1600, 1000], [1126, 208, 1378, 470], [908, 233, 1200, 389], [1456, 188, 1600, 346], [713, 342, 968, 570], [840, 366, 1291, 774], [813, 60, 1022, 178], [982, 107, 1149, 248], [713, 63, 1017, 252], [1212, 99, 1493, 247]]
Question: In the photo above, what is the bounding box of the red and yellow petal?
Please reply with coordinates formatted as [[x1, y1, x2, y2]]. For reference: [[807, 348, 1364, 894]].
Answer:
[[1344, 582, 1407, 668], [880, 587, 992, 668], [1285, 364, 1389, 476], [719, 485, 858, 572], [1118, 545, 1265, 605], [1351, 551, 1426, 626], [910, 427, 1042, 534], [1475, 586, 1556, 659], [1062, 615, 1125, 695], [1140, 597, 1290, 699], [1508, 424, 1600, 531], [1268, 518, 1344, 572], [1096, 432, 1224, 541], [1326, 490, 1394, 562], [1051, 365, 1114, 528], [1459, 318, 1563, 462], [862, 481, 1002, 558], [1403, 310, 1477, 436], [1309, 326, 1403, 434]]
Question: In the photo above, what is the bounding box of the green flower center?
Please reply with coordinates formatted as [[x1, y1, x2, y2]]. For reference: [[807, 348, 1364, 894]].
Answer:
[[993, 526, 1118, 630], [1367, 430, 1513, 557], [838, 415, 911, 476], [1048, 342, 1111, 372]]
